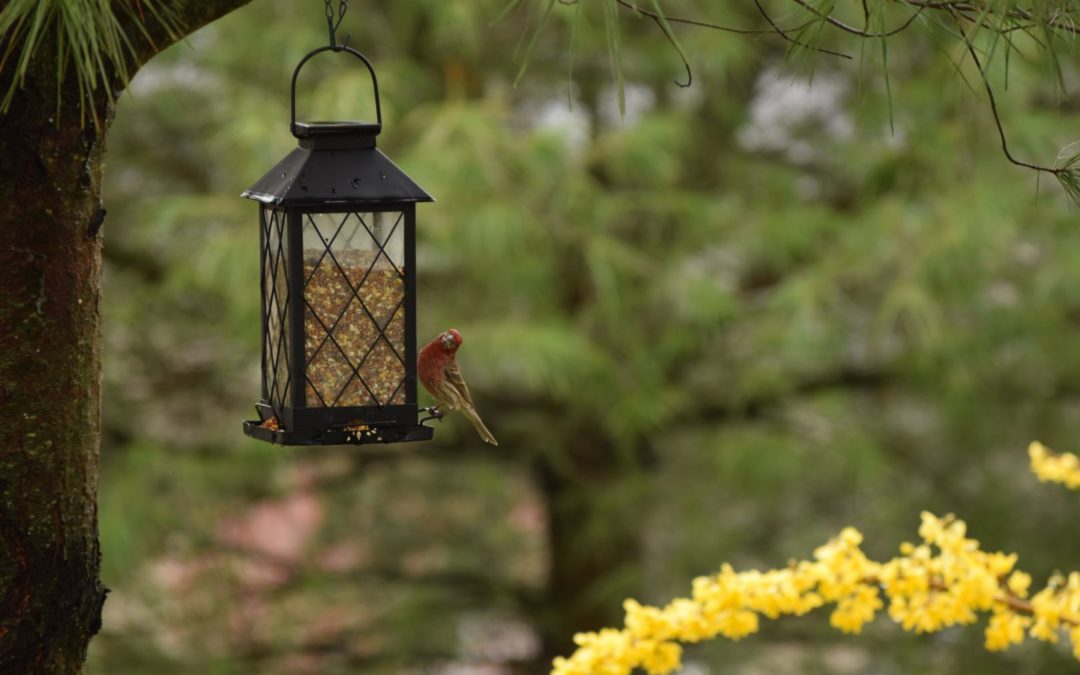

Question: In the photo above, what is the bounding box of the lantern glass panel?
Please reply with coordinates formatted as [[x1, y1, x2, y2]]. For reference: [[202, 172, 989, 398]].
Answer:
[[302, 211, 407, 408], [262, 207, 291, 412]]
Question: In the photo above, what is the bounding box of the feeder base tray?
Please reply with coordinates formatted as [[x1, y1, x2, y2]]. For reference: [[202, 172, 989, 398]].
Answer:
[[243, 420, 434, 446]]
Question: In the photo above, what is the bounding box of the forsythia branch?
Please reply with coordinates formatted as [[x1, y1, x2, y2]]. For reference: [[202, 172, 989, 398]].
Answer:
[[552, 509, 1079, 673]]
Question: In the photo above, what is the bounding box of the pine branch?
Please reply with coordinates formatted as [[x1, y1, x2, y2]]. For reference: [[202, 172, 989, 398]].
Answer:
[[0, 0, 254, 125]]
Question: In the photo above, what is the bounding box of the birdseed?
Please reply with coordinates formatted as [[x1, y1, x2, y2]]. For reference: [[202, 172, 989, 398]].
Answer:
[[303, 249, 406, 407]]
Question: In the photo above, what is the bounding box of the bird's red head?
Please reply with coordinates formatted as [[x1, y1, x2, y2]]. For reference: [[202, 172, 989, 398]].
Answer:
[[439, 329, 463, 353]]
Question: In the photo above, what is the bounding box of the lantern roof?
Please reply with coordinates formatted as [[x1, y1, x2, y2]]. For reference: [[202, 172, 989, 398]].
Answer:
[[242, 122, 434, 207]]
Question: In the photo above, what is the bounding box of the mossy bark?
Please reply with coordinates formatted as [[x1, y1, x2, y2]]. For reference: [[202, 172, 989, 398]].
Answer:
[[0, 49, 110, 675], [0, 2, 250, 671]]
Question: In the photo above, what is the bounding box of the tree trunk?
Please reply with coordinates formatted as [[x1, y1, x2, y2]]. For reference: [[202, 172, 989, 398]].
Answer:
[[0, 3, 250, 671], [534, 453, 651, 673], [0, 77, 109, 675]]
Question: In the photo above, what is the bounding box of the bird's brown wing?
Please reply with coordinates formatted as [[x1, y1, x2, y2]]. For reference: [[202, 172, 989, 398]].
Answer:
[[435, 359, 475, 411], [438, 360, 497, 445]]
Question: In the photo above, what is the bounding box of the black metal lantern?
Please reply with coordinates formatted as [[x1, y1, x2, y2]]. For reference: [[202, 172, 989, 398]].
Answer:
[[242, 45, 434, 446]]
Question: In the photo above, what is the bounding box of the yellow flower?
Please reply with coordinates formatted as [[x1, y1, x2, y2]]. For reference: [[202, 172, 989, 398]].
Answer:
[[639, 640, 681, 675], [1007, 571, 1032, 598], [985, 611, 1031, 651], [1029, 441, 1080, 489], [831, 586, 883, 634], [918, 512, 944, 545]]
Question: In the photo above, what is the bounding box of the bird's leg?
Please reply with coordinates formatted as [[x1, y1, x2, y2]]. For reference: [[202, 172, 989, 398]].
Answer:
[[419, 406, 444, 424]]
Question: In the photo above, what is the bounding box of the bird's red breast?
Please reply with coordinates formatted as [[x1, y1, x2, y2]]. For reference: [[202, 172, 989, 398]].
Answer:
[[418, 334, 453, 395]]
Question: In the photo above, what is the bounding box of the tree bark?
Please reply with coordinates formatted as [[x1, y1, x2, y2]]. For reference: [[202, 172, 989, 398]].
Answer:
[[531, 439, 657, 675], [0, 2, 250, 671], [537, 458, 645, 664]]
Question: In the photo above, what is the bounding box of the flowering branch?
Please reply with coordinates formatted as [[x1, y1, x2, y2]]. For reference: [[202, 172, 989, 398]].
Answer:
[[551, 511, 1080, 674]]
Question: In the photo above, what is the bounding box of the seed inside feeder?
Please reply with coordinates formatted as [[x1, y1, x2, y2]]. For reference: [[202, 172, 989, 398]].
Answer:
[[303, 249, 406, 407]]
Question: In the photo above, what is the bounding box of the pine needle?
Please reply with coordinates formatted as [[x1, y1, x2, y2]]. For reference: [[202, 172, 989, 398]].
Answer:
[[0, 0, 179, 126], [1054, 144, 1080, 206]]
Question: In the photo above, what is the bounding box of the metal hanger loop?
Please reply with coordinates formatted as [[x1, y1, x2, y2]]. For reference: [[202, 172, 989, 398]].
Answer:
[[289, 45, 383, 137]]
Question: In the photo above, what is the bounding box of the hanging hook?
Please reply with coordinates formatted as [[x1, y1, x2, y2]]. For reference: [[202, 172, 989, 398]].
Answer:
[[324, 0, 336, 47], [324, 0, 350, 48]]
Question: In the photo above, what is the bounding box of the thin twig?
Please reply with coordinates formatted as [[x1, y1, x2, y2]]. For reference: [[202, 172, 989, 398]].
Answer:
[[789, 0, 925, 37], [956, 18, 1064, 176], [613, 0, 850, 56], [605, 0, 853, 88], [900, 0, 1080, 35], [612, 0, 804, 35], [752, 0, 853, 59], [617, 0, 692, 86]]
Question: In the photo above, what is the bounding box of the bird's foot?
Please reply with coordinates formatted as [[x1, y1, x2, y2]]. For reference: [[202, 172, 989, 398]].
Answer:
[[419, 406, 444, 424]]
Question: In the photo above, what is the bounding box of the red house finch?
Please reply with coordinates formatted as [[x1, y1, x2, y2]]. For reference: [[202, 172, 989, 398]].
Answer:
[[418, 329, 498, 445]]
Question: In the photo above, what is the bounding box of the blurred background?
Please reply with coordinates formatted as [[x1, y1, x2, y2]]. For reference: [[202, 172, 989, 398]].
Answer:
[[87, 1, 1080, 673]]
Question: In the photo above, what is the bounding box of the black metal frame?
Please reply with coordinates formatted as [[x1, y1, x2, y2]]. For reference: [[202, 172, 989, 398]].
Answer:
[[260, 207, 292, 415], [245, 202, 430, 446]]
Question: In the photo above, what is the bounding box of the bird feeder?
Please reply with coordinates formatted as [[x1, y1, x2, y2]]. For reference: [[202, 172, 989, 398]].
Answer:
[[242, 45, 434, 446]]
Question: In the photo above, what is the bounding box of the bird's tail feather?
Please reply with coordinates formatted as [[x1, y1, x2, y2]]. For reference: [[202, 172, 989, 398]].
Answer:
[[462, 406, 498, 445]]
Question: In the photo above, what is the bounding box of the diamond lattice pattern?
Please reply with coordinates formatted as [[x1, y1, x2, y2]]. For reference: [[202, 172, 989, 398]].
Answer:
[[302, 212, 406, 407], [261, 208, 290, 411]]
